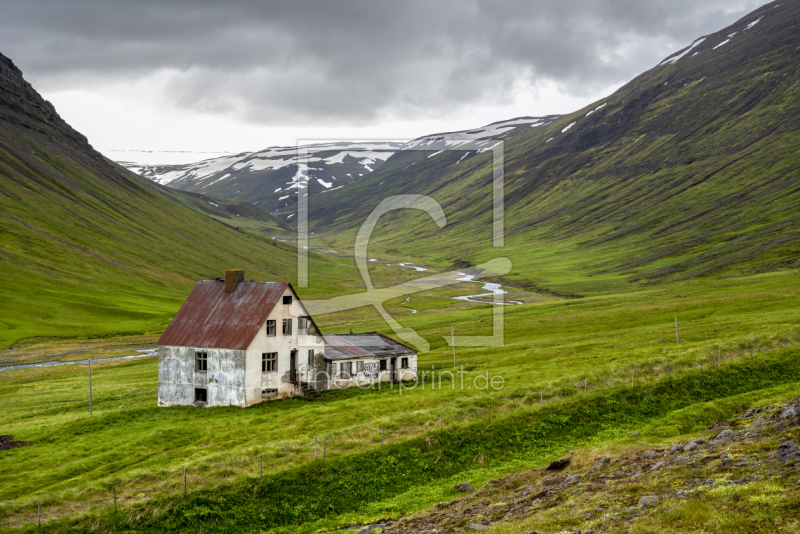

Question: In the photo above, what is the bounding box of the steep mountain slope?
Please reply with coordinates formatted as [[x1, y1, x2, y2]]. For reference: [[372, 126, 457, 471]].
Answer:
[[123, 142, 402, 215], [307, 0, 800, 292], [0, 51, 327, 348]]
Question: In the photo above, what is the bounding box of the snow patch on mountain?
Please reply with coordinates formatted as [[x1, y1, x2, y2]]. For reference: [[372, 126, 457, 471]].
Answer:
[[586, 103, 606, 116], [401, 116, 558, 154], [658, 37, 706, 66]]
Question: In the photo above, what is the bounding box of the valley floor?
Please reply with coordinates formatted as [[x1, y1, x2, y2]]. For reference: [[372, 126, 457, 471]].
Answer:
[[0, 269, 798, 532]]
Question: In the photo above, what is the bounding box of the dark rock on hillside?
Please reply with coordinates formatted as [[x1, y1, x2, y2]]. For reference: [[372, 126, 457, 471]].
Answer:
[[0, 52, 95, 154], [546, 458, 570, 471], [456, 482, 474, 493], [0, 435, 32, 450]]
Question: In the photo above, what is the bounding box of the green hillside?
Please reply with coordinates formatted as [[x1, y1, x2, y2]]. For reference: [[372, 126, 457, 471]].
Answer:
[[307, 0, 800, 293], [0, 52, 325, 349]]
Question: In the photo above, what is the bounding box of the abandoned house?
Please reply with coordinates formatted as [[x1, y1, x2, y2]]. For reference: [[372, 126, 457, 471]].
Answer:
[[157, 269, 417, 407]]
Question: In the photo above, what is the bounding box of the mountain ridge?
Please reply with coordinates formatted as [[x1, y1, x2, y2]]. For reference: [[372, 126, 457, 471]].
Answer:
[[0, 51, 320, 348]]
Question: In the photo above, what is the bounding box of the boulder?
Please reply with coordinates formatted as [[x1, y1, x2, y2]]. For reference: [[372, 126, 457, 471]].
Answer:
[[638, 495, 659, 507], [628, 432, 640, 438], [779, 405, 797, 420], [650, 461, 666, 472], [456, 482, 475, 493], [468, 524, 489, 531], [749, 418, 767, 428], [673, 456, 690, 464], [565, 473, 581, 484], [676, 489, 687, 499], [642, 450, 658, 459], [774, 441, 799, 458], [669, 443, 683, 454], [516, 484, 533, 495], [714, 429, 735, 443], [592, 456, 611, 471], [683, 441, 699, 452]]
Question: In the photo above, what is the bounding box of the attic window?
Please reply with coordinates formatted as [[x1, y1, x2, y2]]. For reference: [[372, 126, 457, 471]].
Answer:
[[298, 317, 308, 335], [283, 295, 292, 305], [266, 320, 276, 336]]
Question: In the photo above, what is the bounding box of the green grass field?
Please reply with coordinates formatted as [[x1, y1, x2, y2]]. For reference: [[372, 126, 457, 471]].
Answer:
[[1, 268, 797, 532]]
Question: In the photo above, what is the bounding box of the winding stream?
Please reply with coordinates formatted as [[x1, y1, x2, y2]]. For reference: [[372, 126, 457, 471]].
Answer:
[[389, 262, 522, 306]]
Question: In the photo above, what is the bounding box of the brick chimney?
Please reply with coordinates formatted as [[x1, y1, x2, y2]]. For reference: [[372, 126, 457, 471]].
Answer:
[[225, 269, 245, 293]]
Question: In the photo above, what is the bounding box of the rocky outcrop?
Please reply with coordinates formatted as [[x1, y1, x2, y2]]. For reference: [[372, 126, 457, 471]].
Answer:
[[0, 435, 32, 450]]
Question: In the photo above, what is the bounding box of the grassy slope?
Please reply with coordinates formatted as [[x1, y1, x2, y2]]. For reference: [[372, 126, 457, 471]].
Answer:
[[306, 1, 800, 292], [0, 270, 796, 531]]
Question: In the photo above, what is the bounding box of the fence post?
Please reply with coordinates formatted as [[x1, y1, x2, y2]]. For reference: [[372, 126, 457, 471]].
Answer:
[[488, 403, 491, 422], [750, 346, 753, 359], [631, 369, 635, 387], [323, 438, 326, 459], [113, 487, 117, 511], [381, 426, 384, 445], [38, 502, 41, 527], [668, 363, 671, 379], [183, 468, 186, 496], [315, 438, 318, 459], [260, 454, 263, 476], [540, 390, 543, 408], [584, 378, 587, 398], [440, 412, 442, 430], [88, 360, 93, 416]]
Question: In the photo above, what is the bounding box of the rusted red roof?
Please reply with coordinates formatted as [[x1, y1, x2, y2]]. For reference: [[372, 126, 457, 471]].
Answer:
[[158, 281, 288, 350]]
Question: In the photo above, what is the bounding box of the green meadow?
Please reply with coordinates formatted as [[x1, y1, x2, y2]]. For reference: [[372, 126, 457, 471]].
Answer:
[[1, 268, 797, 532]]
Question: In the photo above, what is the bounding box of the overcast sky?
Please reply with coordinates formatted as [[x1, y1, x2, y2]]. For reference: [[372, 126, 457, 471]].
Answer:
[[0, 0, 771, 164]]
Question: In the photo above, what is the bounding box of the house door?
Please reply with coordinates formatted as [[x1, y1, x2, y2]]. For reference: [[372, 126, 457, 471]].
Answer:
[[390, 357, 397, 384], [290, 350, 297, 383]]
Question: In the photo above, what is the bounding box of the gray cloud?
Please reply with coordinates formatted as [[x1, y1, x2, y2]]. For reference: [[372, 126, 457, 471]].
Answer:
[[0, 0, 772, 125]]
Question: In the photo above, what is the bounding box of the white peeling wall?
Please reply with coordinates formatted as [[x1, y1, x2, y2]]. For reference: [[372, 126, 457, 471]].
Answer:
[[245, 285, 326, 401], [158, 345, 247, 407]]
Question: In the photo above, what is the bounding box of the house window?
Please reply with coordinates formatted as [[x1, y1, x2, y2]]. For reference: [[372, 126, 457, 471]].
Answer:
[[282, 319, 292, 335], [307, 349, 315, 366], [262, 352, 277, 372], [379, 359, 387, 371], [298, 317, 308, 335], [194, 388, 207, 402], [356, 361, 364, 374], [340, 361, 352, 378], [195, 352, 208, 372], [283, 295, 292, 305], [266, 320, 276, 336], [401, 357, 409, 369]]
